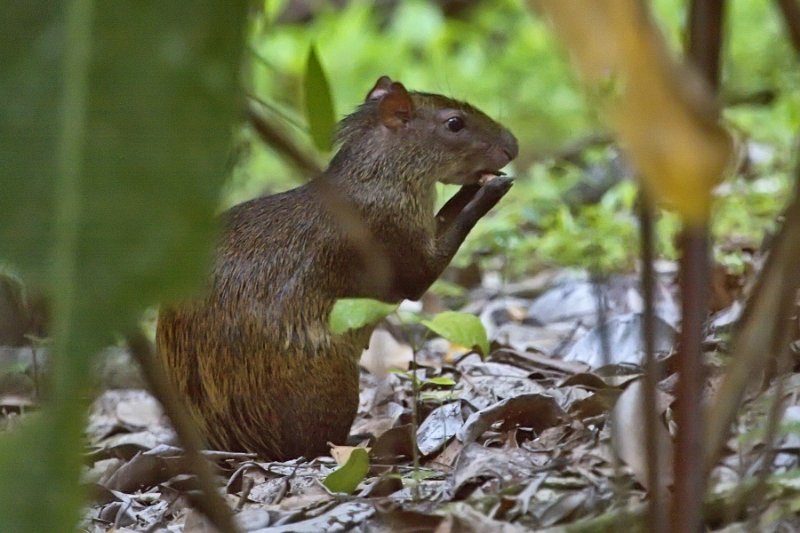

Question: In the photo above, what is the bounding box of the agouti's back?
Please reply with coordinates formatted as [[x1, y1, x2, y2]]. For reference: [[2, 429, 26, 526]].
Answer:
[[157, 76, 518, 459]]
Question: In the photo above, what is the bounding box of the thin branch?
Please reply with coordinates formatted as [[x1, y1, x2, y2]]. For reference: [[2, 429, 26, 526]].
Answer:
[[704, 148, 800, 473], [739, 360, 789, 528], [638, 194, 667, 533], [671, 3, 726, 531], [776, 0, 800, 56], [127, 331, 239, 533], [245, 100, 322, 179], [526, 132, 613, 165], [673, 227, 711, 533], [686, 0, 726, 91]]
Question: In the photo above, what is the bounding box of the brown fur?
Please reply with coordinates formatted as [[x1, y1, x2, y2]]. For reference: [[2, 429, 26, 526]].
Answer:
[[157, 77, 518, 460]]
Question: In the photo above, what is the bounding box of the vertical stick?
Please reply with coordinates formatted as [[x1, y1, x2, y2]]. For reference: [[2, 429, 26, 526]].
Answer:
[[687, 0, 726, 91], [127, 332, 239, 533], [673, 2, 726, 531], [775, 0, 800, 56], [672, 228, 711, 533], [638, 196, 667, 533]]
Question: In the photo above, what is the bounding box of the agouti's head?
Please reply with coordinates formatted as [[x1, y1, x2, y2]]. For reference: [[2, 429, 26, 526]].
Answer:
[[334, 76, 518, 186]]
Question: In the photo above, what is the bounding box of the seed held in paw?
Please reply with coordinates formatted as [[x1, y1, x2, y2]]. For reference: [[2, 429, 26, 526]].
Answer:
[[479, 172, 500, 186]]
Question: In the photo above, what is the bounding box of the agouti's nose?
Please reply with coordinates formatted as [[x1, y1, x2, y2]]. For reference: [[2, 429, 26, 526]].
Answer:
[[501, 129, 519, 161]]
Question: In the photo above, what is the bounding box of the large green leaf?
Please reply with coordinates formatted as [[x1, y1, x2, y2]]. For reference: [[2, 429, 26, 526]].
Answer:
[[421, 311, 490, 356], [0, 1, 247, 531], [329, 298, 398, 335], [303, 45, 336, 152]]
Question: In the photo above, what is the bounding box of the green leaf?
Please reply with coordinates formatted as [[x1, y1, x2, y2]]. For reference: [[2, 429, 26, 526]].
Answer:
[[429, 279, 467, 298], [420, 389, 459, 402], [303, 45, 336, 151], [397, 310, 423, 324], [0, 2, 246, 531], [425, 376, 456, 387], [329, 298, 397, 335], [421, 311, 490, 356], [323, 448, 369, 494]]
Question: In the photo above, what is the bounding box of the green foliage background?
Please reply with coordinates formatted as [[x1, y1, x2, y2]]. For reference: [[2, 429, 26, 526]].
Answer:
[[239, 0, 798, 277]]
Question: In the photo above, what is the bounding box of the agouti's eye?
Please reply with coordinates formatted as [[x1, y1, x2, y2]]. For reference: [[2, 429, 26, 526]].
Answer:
[[446, 116, 465, 132]]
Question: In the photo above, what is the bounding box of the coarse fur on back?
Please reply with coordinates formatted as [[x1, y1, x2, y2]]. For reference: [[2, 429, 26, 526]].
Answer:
[[157, 76, 518, 460]]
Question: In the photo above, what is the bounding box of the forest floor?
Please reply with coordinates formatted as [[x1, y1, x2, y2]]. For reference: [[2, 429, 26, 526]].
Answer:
[[52, 259, 800, 532]]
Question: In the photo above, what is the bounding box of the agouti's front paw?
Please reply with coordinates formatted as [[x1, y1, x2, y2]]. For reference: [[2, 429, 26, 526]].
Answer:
[[464, 176, 513, 219], [477, 175, 514, 201]]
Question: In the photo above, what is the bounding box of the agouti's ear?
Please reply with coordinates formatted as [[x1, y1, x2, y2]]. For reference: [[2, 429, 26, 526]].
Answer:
[[365, 76, 414, 130], [377, 82, 413, 130], [366, 76, 395, 101]]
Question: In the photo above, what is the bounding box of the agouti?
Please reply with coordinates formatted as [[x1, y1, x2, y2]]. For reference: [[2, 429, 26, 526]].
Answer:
[[157, 76, 518, 460]]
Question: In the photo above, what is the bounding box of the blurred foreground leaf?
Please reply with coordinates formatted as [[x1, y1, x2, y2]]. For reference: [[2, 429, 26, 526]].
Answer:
[[534, 0, 733, 225], [0, 1, 246, 531]]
